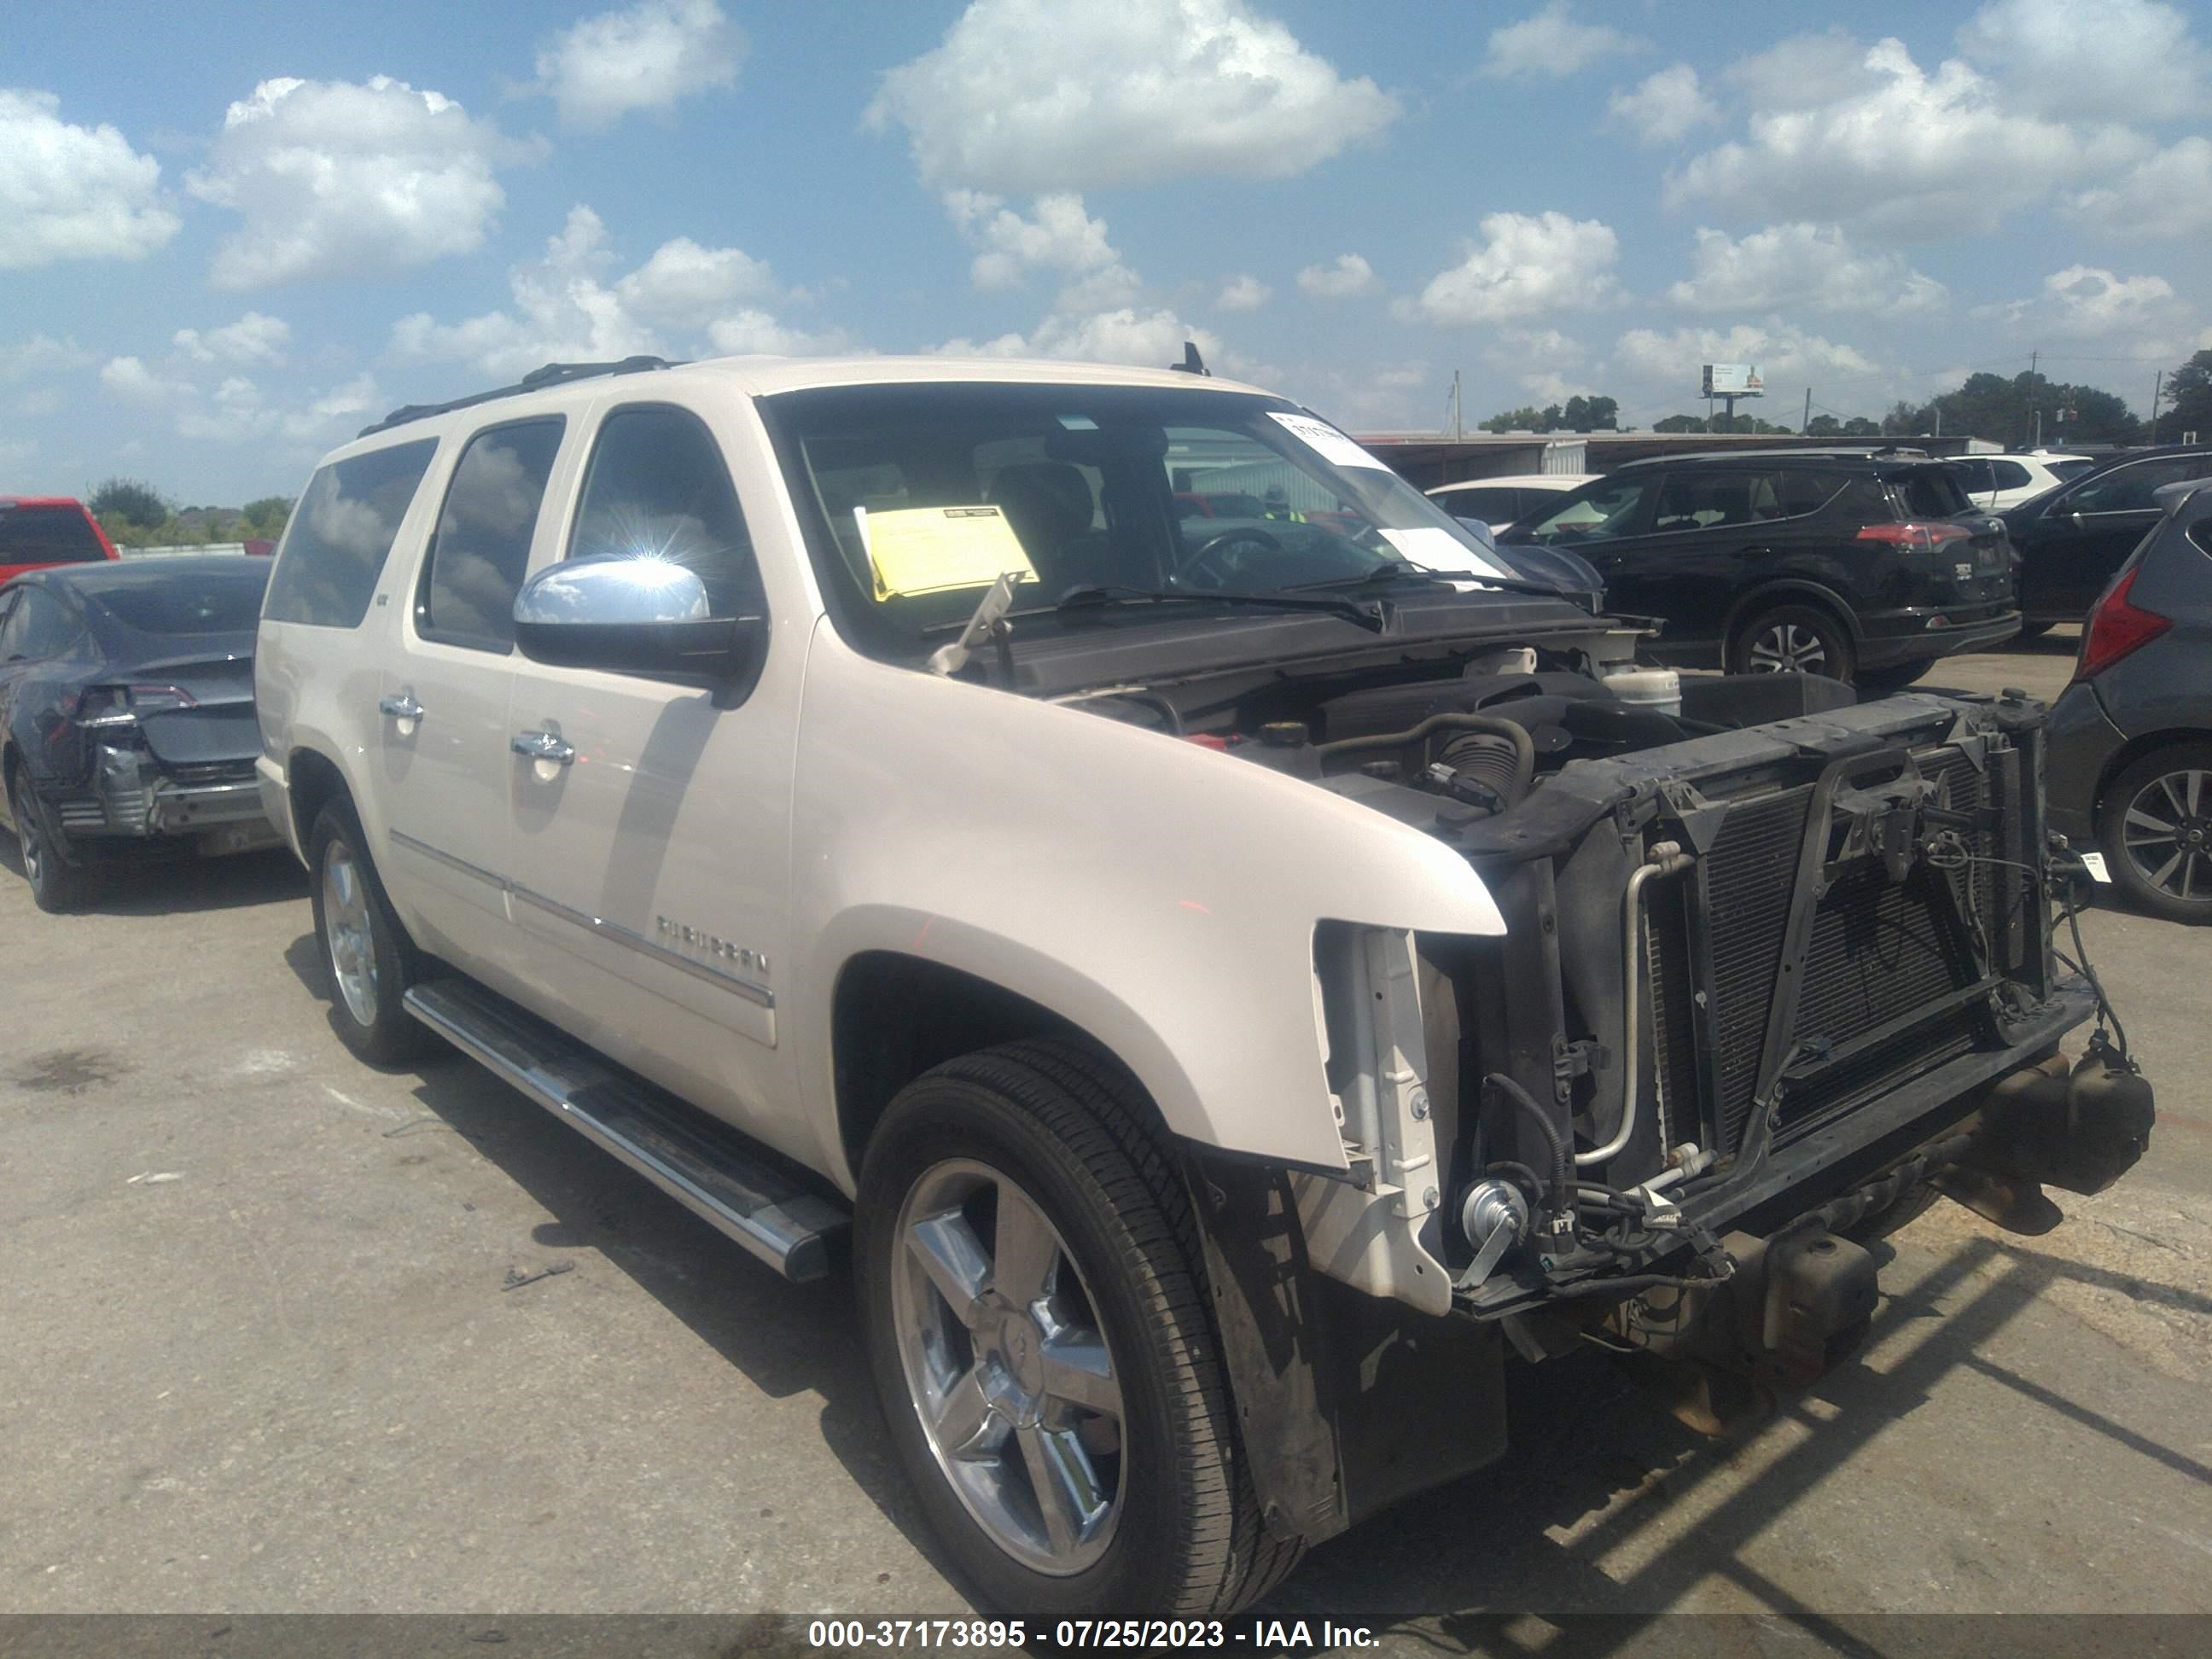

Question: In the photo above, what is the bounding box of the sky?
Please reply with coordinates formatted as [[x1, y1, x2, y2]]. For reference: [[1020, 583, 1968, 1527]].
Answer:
[[5, 0, 2209, 504]]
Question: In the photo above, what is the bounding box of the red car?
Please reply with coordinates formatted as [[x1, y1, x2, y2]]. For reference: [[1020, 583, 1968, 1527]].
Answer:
[[1, 498, 121, 588]]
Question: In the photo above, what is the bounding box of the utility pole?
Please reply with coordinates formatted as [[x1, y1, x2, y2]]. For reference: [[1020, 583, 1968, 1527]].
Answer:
[[1452, 369, 1464, 440], [2028, 349, 2040, 450], [1802, 386, 1812, 434], [2151, 369, 2164, 442]]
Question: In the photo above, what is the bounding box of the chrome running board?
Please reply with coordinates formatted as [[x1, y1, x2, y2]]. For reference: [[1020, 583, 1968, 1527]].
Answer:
[[403, 979, 847, 1281]]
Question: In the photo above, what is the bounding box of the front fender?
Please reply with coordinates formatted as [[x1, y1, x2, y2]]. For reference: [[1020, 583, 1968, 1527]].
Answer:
[[788, 622, 1505, 1180]]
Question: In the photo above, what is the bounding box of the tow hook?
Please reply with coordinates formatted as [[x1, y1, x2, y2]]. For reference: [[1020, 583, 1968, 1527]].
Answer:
[[1941, 1046, 2156, 1233], [1600, 1223, 1880, 1435]]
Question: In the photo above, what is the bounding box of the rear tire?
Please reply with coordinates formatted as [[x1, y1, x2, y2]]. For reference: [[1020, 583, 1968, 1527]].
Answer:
[[1729, 602, 1855, 684], [8, 770, 91, 914], [2099, 743, 2212, 925], [308, 801, 440, 1062], [854, 1038, 1299, 1618]]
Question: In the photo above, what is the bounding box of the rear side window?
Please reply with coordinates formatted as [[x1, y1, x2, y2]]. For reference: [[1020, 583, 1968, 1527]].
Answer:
[[4, 590, 86, 660], [1437, 487, 1519, 523], [1951, 459, 1994, 494], [1893, 470, 1972, 518], [0, 504, 106, 563], [568, 405, 763, 617], [264, 438, 439, 628], [419, 419, 565, 650], [1989, 460, 2032, 490], [1654, 469, 1790, 531]]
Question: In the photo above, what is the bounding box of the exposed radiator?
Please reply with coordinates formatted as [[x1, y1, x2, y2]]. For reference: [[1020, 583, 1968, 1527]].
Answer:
[[1646, 744, 2005, 1157]]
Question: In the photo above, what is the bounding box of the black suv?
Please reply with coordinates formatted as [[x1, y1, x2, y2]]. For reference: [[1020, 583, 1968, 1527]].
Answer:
[[1498, 452, 2019, 690]]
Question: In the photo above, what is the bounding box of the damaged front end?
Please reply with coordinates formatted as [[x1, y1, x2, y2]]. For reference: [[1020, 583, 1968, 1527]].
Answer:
[[1190, 681, 2153, 1546]]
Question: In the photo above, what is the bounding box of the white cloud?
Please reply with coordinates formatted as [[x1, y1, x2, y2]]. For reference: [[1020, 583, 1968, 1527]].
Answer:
[[100, 356, 193, 406], [1608, 65, 1718, 145], [1481, 3, 1643, 81], [1958, 0, 2206, 123], [1722, 30, 1883, 110], [940, 307, 1229, 375], [533, 0, 745, 131], [945, 190, 1121, 288], [187, 76, 532, 288], [612, 236, 778, 325], [866, 0, 1400, 191], [1975, 265, 2184, 338], [1611, 323, 1886, 413], [1668, 224, 1947, 317], [1216, 274, 1271, 311], [1487, 329, 1595, 410], [391, 205, 845, 381], [0, 89, 178, 269], [2068, 137, 2212, 239], [1, 335, 92, 383], [1400, 212, 1621, 326], [1671, 38, 2146, 239], [1295, 253, 1377, 299], [173, 312, 291, 365]]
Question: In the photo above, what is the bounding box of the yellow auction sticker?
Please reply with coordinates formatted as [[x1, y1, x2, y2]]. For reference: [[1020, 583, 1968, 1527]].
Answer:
[[859, 504, 1038, 599]]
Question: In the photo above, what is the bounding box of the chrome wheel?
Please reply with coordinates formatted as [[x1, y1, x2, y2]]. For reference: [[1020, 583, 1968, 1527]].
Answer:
[[2121, 767, 2212, 901], [322, 841, 381, 1027], [892, 1157, 1126, 1575], [1747, 620, 1829, 673]]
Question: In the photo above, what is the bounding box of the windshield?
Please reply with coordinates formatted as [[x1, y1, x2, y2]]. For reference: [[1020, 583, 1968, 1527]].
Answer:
[[763, 381, 1511, 657], [79, 564, 271, 637]]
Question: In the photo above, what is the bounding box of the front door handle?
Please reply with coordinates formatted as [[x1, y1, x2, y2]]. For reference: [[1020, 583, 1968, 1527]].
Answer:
[[379, 693, 425, 722], [511, 729, 576, 766]]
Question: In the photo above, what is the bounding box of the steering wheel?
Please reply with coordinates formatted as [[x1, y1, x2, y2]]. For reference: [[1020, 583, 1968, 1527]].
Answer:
[[1172, 527, 1283, 590]]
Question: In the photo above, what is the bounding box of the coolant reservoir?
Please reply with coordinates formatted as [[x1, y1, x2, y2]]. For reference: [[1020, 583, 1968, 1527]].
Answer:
[[1601, 666, 1683, 718]]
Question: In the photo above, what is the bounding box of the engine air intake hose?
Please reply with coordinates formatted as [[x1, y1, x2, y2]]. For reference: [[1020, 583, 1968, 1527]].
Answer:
[[1316, 713, 1535, 800]]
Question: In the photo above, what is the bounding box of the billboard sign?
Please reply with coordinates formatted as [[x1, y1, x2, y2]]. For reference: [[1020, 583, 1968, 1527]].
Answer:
[[1702, 363, 1764, 397]]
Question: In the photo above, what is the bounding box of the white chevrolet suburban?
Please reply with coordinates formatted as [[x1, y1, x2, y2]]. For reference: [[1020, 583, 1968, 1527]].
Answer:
[[255, 353, 2153, 1618]]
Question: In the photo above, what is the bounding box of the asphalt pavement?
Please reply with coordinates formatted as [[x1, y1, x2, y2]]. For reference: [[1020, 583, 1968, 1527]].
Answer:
[[2, 627, 2206, 1633]]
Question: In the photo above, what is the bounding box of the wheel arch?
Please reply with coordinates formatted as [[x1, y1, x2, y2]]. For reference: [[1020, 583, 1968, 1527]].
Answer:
[[829, 948, 1179, 1185], [2091, 728, 2212, 835], [284, 743, 353, 851], [1723, 578, 1864, 651]]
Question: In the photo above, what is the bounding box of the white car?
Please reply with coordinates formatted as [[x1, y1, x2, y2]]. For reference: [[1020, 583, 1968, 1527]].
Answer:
[[1948, 451, 2095, 512], [1424, 472, 1598, 531], [253, 354, 2147, 1618]]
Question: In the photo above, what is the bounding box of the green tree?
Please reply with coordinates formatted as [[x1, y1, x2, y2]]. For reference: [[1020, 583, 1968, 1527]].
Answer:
[[1560, 394, 1619, 431], [1653, 413, 1707, 433], [2154, 349, 2212, 444], [1478, 405, 1546, 433], [89, 476, 169, 528], [240, 496, 294, 536]]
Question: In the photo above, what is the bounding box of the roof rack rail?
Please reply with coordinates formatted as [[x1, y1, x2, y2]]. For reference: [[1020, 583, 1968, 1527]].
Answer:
[[357, 355, 679, 439]]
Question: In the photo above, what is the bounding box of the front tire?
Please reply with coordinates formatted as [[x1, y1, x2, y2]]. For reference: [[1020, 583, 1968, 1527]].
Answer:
[[855, 1039, 1298, 1618], [2100, 743, 2212, 924], [1729, 602, 1855, 683], [308, 801, 440, 1062], [8, 770, 90, 913]]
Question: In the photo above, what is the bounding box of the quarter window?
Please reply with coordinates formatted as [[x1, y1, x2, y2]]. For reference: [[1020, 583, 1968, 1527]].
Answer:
[[264, 439, 439, 628], [420, 418, 565, 650], [569, 406, 763, 618]]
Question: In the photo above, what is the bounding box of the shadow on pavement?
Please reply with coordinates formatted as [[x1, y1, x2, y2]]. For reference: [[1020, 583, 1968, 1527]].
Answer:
[[0, 830, 305, 917]]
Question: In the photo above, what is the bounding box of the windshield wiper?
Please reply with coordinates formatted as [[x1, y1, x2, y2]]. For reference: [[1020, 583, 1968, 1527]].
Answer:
[[1045, 583, 1386, 633], [1287, 561, 1578, 602]]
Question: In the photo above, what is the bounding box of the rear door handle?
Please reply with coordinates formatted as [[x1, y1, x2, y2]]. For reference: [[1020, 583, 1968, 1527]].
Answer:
[[379, 693, 424, 721], [511, 729, 576, 766]]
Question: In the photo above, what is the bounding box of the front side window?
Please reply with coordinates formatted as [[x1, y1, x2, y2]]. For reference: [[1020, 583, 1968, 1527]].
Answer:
[[767, 382, 1511, 659], [569, 405, 763, 617], [264, 439, 439, 628], [1520, 475, 1655, 544], [420, 418, 565, 649], [0, 504, 107, 563]]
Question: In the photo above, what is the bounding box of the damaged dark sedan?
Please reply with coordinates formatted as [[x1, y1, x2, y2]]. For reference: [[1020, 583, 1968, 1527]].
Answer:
[[2, 556, 280, 911]]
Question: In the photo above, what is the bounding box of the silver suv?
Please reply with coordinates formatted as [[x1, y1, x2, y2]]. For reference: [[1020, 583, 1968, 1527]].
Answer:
[[255, 353, 2152, 1618]]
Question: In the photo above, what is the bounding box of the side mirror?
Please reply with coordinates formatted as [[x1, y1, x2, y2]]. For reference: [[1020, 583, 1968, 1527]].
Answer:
[[512, 556, 765, 681]]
